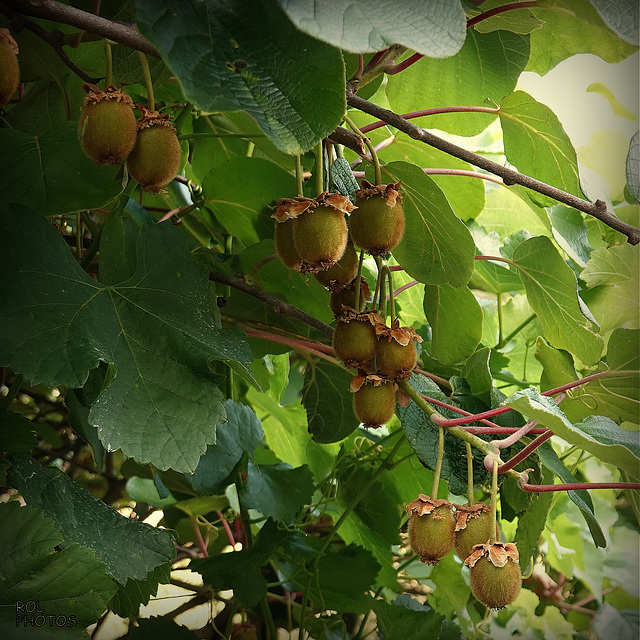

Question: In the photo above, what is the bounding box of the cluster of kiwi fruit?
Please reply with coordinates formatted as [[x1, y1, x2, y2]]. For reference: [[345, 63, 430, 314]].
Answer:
[[406, 495, 521, 610], [79, 83, 181, 192], [273, 178, 421, 429]]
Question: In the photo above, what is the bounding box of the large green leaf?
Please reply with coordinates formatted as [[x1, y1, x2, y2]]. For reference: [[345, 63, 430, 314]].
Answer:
[[107, 562, 172, 618], [0, 505, 116, 639], [548, 206, 593, 268], [588, 0, 639, 45], [499, 91, 584, 207], [0, 123, 123, 216], [423, 284, 483, 365], [527, 0, 638, 75], [381, 162, 475, 287], [134, 0, 346, 154], [514, 479, 554, 572], [461, 347, 493, 406], [511, 236, 604, 365], [127, 617, 198, 640], [385, 29, 530, 136], [8, 458, 175, 585], [0, 206, 253, 473], [276, 0, 466, 57], [374, 595, 447, 640], [581, 244, 639, 334], [0, 410, 36, 484], [302, 359, 360, 444], [627, 131, 640, 203], [504, 388, 640, 477], [470, 0, 544, 34]]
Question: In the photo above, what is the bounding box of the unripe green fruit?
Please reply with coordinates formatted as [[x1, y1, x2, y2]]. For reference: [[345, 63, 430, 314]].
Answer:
[[127, 112, 181, 191], [454, 508, 500, 561], [469, 555, 521, 610], [352, 379, 396, 428], [332, 312, 377, 367], [408, 503, 455, 564], [350, 181, 405, 256], [314, 241, 358, 291], [79, 86, 137, 165], [0, 28, 19, 105], [330, 280, 370, 316], [376, 335, 417, 379], [293, 204, 348, 272], [275, 218, 303, 271]]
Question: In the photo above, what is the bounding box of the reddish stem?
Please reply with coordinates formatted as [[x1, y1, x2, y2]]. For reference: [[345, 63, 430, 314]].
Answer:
[[474, 255, 512, 263], [216, 510, 236, 547], [521, 482, 640, 492], [393, 280, 419, 298], [466, 426, 548, 435], [467, 1, 539, 28], [422, 393, 507, 430], [192, 520, 209, 557], [362, 48, 389, 72], [243, 327, 336, 360], [386, 52, 424, 74], [495, 431, 554, 473], [414, 369, 452, 389]]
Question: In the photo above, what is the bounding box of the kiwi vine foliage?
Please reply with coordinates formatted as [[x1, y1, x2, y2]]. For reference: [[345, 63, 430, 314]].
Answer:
[[0, 1, 639, 639]]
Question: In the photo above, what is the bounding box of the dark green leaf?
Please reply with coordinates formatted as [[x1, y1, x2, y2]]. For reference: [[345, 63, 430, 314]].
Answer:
[[0, 123, 123, 216], [0, 502, 116, 639], [0, 206, 253, 472], [386, 30, 529, 136], [242, 461, 315, 521], [374, 596, 445, 640], [512, 236, 604, 365], [107, 563, 172, 618], [429, 553, 470, 617], [536, 442, 606, 548], [424, 285, 483, 365], [331, 158, 359, 201], [303, 360, 359, 444], [627, 131, 640, 203], [587, 0, 639, 45], [190, 400, 264, 495], [461, 347, 493, 406], [127, 616, 198, 639], [500, 474, 535, 521], [7, 458, 175, 585], [0, 410, 36, 483], [135, 0, 346, 154], [276, 0, 466, 57], [381, 162, 476, 287], [547, 206, 593, 268], [500, 91, 584, 207]]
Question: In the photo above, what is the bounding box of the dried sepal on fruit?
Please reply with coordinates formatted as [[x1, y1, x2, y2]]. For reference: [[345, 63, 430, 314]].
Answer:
[[350, 372, 397, 429], [79, 83, 137, 165], [0, 28, 19, 105], [375, 320, 422, 380], [333, 308, 383, 368], [330, 279, 371, 316], [453, 502, 500, 561], [230, 621, 257, 640], [126, 107, 181, 192], [406, 494, 455, 564], [273, 192, 354, 273], [350, 180, 405, 256], [464, 541, 521, 610], [315, 241, 359, 291]]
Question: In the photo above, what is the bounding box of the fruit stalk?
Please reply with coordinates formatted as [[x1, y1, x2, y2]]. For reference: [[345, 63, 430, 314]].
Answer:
[[466, 442, 475, 505], [383, 265, 396, 324], [353, 249, 365, 311], [295, 155, 303, 197], [489, 459, 498, 545], [137, 50, 155, 111], [431, 424, 445, 498], [104, 40, 113, 88], [315, 141, 324, 196], [343, 112, 382, 185]]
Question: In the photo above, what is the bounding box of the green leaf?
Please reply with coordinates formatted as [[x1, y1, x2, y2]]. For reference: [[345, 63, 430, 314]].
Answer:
[[0, 410, 36, 483], [594, 603, 639, 640], [125, 477, 177, 508], [134, 0, 346, 154], [201, 157, 295, 246], [429, 553, 470, 617], [381, 162, 476, 287], [0, 206, 253, 472], [127, 616, 199, 639], [527, 0, 638, 75], [386, 30, 529, 136], [331, 158, 360, 201], [548, 206, 593, 268], [587, 0, 639, 45], [190, 400, 264, 495], [0, 123, 124, 217], [303, 360, 359, 444], [581, 244, 639, 334], [107, 563, 172, 618], [461, 347, 493, 406], [499, 91, 584, 207], [7, 457, 175, 585], [536, 442, 606, 548], [242, 461, 315, 521], [374, 596, 446, 640], [0, 502, 117, 639], [504, 388, 640, 477], [627, 131, 640, 203], [276, 0, 466, 57], [470, 0, 544, 34], [511, 236, 604, 365], [471, 258, 525, 295], [423, 285, 483, 365]]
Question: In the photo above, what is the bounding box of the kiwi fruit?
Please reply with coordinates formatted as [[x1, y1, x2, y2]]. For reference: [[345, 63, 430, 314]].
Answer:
[[332, 308, 382, 368], [406, 495, 455, 564], [454, 503, 500, 561], [351, 374, 397, 428], [314, 240, 358, 291], [274, 217, 303, 271], [0, 28, 19, 105], [375, 320, 422, 380]]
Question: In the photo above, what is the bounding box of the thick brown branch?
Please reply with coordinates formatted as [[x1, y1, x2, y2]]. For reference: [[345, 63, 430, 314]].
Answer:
[[3, 0, 160, 57], [347, 91, 640, 245], [208, 271, 334, 338]]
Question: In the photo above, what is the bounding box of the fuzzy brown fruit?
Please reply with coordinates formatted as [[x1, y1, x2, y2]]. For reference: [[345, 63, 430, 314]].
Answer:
[[454, 503, 500, 561], [330, 279, 370, 316], [406, 495, 455, 564], [314, 241, 358, 291], [351, 374, 397, 428], [0, 28, 19, 105], [350, 180, 405, 256], [465, 542, 521, 610], [79, 84, 137, 165], [230, 621, 257, 640], [375, 320, 422, 380], [332, 308, 382, 368], [127, 107, 181, 192], [274, 218, 303, 271]]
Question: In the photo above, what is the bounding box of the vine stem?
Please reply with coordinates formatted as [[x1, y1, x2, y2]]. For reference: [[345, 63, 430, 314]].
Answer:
[[360, 106, 499, 133], [467, 1, 540, 28], [298, 433, 405, 639], [137, 50, 154, 111], [466, 442, 475, 505], [103, 39, 112, 88], [489, 460, 498, 545], [521, 481, 640, 492], [242, 327, 341, 365], [431, 425, 445, 497], [315, 141, 324, 196]]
